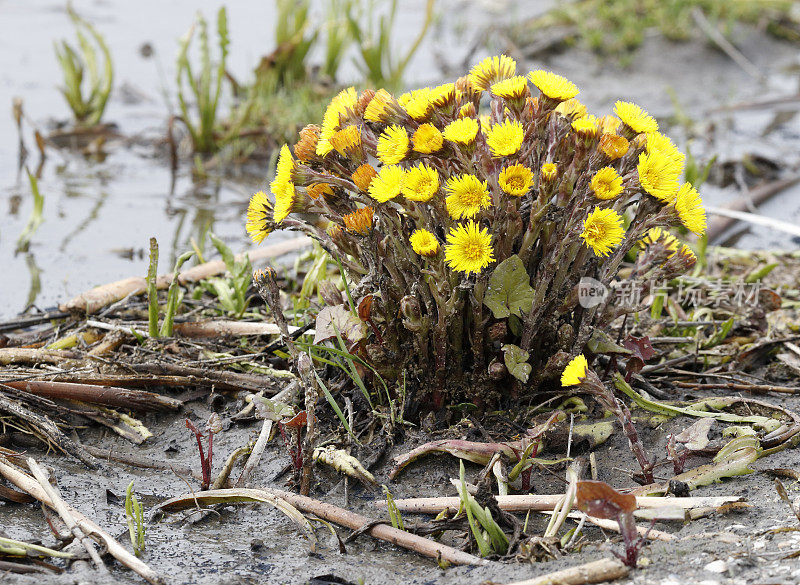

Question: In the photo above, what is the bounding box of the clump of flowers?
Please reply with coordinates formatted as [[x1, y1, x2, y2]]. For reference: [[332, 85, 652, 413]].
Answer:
[[246, 55, 705, 412]]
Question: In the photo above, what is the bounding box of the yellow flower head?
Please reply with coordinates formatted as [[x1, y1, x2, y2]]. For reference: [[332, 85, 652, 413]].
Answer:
[[590, 167, 624, 200], [444, 220, 495, 274], [646, 131, 685, 172], [403, 164, 440, 202], [491, 76, 529, 100], [412, 123, 444, 154], [639, 227, 679, 255], [330, 125, 362, 157], [307, 183, 334, 200], [246, 190, 272, 244], [499, 164, 534, 196], [271, 145, 297, 223], [637, 151, 680, 203], [443, 117, 480, 146], [430, 83, 456, 109], [352, 163, 377, 192], [377, 124, 410, 165], [580, 207, 625, 257], [598, 115, 621, 135], [400, 87, 433, 121], [614, 101, 658, 134], [343, 207, 374, 236], [459, 103, 477, 119], [571, 114, 599, 138], [409, 229, 440, 256], [364, 89, 400, 123], [555, 98, 587, 119], [540, 162, 558, 183], [368, 165, 405, 203], [674, 182, 707, 236], [561, 354, 588, 386], [528, 70, 579, 101], [599, 133, 630, 160], [294, 124, 320, 163], [318, 87, 357, 156], [445, 174, 492, 219], [485, 119, 525, 157], [469, 55, 517, 93]]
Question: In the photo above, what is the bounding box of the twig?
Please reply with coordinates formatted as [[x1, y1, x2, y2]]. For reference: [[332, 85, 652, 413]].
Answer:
[[691, 8, 762, 81], [26, 458, 108, 574], [674, 381, 800, 394], [377, 494, 742, 514], [501, 557, 628, 585], [705, 206, 800, 238], [1, 380, 182, 411], [158, 487, 489, 567], [0, 455, 164, 584]]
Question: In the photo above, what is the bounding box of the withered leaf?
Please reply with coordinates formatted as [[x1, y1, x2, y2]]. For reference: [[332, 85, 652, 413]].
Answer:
[[576, 480, 636, 519], [314, 304, 367, 345]]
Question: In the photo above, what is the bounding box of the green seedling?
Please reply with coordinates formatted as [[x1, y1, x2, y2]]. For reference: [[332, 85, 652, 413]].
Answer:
[[456, 461, 508, 557], [55, 3, 113, 126], [125, 481, 146, 556], [146, 237, 194, 337], [198, 233, 252, 317]]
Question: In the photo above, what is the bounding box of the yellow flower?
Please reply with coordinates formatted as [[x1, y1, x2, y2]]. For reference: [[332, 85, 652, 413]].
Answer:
[[498, 164, 533, 196], [330, 125, 362, 157], [458, 103, 477, 119], [409, 229, 440, 256], [580, 207, 625, 257], [368, 165, 405, 203], [490, 76, 529, 100], [412, 123, 443, 154], [307, 183, 334, 200], [674, 182, 707, 236], [377, 124, 410, 164], [403, 164, 440, 202], [540, 162, 558, 182], [485, 119, 525, 157], [444, 220, 495, 274], [343, 207, 374, 235], [590, 167, 624, 200], [639, 227, 679, 255], [443, 117, 479, 146], [245, 190, 272, 244], [571, 114, 599, 139], [317, 87, 357, 156], [364, 89, 399, 123], [445, 174, 491, 219], [430, 83, 456, 109], [637, 151, 680, 203], [646, 131, 685, 172], [400, 87, 433, 121], [352, 163, 377, 192], [614, 101, 658, 134], [469, 55, 517, 92], [561, 354, 588, 386], [271, 145, 297, 223], [528, 70, 579, 101], [294, 124, 320, 162], [598, 115, 621, 135], [598, 133, 629, 160], [556, 98, 587, 119]]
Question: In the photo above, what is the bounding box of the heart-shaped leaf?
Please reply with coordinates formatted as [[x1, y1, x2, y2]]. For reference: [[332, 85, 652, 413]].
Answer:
[[484, 255, 534, 319], [502, 343, 531, 383]]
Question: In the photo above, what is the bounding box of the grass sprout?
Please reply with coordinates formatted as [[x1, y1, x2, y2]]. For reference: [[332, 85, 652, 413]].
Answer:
[[125, 481, 146, 556]]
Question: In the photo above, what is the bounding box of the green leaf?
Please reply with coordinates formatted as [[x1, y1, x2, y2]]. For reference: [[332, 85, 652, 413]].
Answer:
[[502, 344, 531, 383], [586, 329, 632, 355], [483, 255, 534, 319]]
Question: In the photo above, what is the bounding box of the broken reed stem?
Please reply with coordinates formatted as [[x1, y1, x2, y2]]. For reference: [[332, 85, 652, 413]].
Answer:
[[502, 557, 628, 585], [26, 458, 108, 574], [0, 455, 164, 585], [0, 380, 182, 411], [377, 494, 742, 514], [159, 487, 489, 567]]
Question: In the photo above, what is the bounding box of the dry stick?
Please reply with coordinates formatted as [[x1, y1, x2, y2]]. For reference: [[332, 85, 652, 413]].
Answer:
[[0, 380, 182, 411], [0, 388, 97, 468], [674, 381, 800, 394], [60, 236, 311, 314], [159, 487, 489, 567], [377, 494, 742, 514], [706, 174, 800, 242], [26, 458, 108, 574], [543, 511, 675, 542], [501, 558, 628, 585], [0, 348, 81, 367], [691, 8, 763, 81], [0, 456, 164, 584], [129, 362, 268, 393]]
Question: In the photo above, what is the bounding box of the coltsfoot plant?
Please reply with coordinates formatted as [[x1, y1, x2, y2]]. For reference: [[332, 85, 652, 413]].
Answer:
[[245, 55, 706, 413]]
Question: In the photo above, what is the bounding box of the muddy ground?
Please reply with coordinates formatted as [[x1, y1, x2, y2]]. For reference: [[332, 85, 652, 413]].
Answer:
[[3, 3, 800, 585]]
